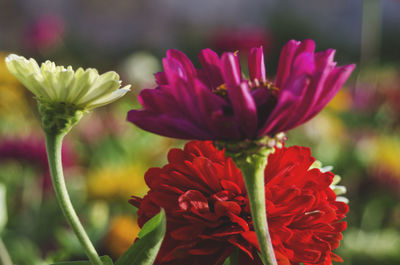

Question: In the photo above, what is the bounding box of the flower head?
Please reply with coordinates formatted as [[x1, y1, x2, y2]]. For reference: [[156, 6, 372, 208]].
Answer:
[[5, 54, 130, 111], [5, 54, 130, 133], [131, 141, 348, 265], [128, 39, 355, 140]]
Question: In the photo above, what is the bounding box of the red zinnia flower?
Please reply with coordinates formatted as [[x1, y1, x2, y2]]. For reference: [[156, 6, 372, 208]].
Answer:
[[127, 39, 355, 140], [130, 141, 348, 265]]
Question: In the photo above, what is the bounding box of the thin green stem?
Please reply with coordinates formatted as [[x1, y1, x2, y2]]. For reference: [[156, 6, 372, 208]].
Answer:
[[0, 238, 12, 265], [45, 133, 103, 265], [236, 154, 277, 265]]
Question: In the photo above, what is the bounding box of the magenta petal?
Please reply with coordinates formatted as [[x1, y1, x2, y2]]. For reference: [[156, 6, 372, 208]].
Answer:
[[138, 88, 177, 113], [226, 81, 258, 138], [210, 110, 242, 140], [276, 39, 316, 89], [154, 72, 168, 85], [258, 74, 310, 135], [198, 49, 224, 88], [193, 80, 240, 139], [162, 56, 187, 83], [248, 46, 266, 82], [305, 64, 355, 120], [173, 79, 204, 124], [221, 52, 242, 86], [275, 40, 300, 88], [251, 87, 271, 107], [315, 49, 336, 69], [127, 110, 212, 140], [166, 49, 197, 79], [282, 66, 332, 131], [294, 39, 316, 57], [282, 49, 337, 128], [290, 52, 316, 78]]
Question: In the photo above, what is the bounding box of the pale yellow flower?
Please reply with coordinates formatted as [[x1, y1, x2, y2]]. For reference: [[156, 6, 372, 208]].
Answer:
[[5, 54, 130, 110]]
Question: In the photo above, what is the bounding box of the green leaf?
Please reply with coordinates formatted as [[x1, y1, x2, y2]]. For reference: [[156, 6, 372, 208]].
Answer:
[[51, 255, 113, 265], [137, 210, 164, 239], [222, 248, 238, 265], [0, 184, 7, 233], [115, 210, 166, 265]]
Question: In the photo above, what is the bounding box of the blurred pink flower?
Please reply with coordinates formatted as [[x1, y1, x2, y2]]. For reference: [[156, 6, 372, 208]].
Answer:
[[351, 85, 380, 113], [0, 136, 76, 191], [24, 14, 65, 51]]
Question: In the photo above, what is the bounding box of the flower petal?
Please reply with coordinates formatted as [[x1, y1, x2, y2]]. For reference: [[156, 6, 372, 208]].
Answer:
[[221, 53, 258, 138], [248, 46, 266, 82], [198, 48, 223, 88], [127, 110, 212, 139], [258, 74, 310, 135]]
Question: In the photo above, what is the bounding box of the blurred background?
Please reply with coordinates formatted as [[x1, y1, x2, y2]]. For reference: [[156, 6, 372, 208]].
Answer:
[[0, 0, 399, 264]]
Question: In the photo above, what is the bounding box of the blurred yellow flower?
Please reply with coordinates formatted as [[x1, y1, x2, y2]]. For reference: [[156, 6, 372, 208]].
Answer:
[[0, 53, 36, 132], [304, 112, 346, 141], [104, 215, 140, 258], [0, 52, 19, 86], [326, 88, 352, 112], [87, 165, 148, 200], [360, 135, 400, 179]]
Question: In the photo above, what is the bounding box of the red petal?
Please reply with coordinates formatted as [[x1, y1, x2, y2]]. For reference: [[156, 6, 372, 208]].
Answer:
[[170, 225, 205, 241], [178, 190, 209, 211]]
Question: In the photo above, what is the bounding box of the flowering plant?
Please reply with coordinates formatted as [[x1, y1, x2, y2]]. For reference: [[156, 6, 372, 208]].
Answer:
[[2, 38, 354, 265], [127, 39, 354, 265], [4, 55, 165, 265]]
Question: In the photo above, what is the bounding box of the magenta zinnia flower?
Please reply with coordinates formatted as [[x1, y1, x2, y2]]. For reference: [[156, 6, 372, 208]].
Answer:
[[127, 39, 355, 140]]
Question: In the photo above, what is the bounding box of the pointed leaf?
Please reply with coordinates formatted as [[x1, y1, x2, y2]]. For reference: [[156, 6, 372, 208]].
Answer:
[[115, 210, 166, 265]]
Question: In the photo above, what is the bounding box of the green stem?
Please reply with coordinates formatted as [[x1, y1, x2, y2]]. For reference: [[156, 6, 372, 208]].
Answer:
[[45, 133, 103, 265], [235, 153, 277, 265], [0, 238, 12, 265]]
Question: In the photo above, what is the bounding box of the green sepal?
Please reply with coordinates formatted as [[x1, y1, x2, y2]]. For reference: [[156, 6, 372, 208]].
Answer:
[[115, 210, 166, 265], [51, 255, 113, 265], [38, 100, 85, 134], [215, 134, 284, 161]]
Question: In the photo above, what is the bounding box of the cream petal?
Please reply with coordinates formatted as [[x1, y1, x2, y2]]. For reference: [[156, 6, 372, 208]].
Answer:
[[76, 79, 121, 106], [68, 68, 99, 103], [86, 85, 131, 109]]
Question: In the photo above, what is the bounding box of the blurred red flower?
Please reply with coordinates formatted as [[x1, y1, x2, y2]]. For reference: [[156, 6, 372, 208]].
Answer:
[[209, 28, 273, 54], [131, 141, 348, 265]]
